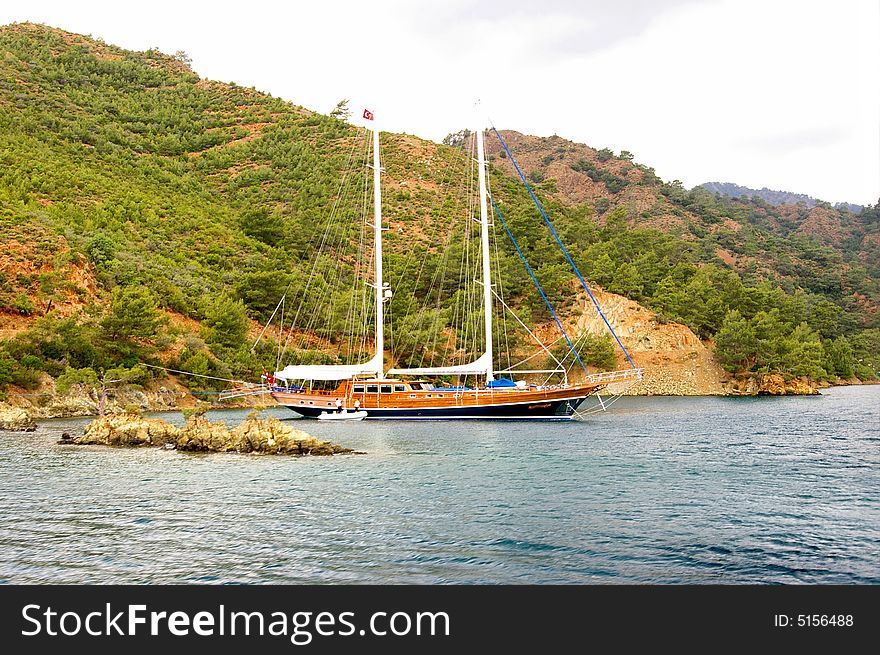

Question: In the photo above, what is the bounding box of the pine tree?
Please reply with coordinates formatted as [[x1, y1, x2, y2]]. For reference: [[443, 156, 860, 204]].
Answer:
[[714, 310, 758, 373]]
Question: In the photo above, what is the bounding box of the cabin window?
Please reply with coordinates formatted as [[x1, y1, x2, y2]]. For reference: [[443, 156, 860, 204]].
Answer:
[[410, 383, 422, 390], [366, 385, 378, 393], [327, 402, 332, 406], [308, 401, 314, 405], [394, 385, 406, 392], [353, 385, 364, 393], [426, 394, 432, 398], [380, 385, 392, 394], [437, 394, 444, 398]]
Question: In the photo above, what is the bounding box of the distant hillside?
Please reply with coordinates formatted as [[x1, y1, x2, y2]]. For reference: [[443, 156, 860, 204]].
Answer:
[[1, 22, 878, 400], [485, 131, 879, 304], [699, 181, 864, 213]]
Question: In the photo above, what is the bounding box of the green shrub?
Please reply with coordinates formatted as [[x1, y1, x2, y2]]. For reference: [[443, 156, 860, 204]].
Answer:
[[14, 293, 34, 316]]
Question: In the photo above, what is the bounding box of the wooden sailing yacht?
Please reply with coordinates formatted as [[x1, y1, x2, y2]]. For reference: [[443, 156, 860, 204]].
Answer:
[[269, 113, 640, 419]]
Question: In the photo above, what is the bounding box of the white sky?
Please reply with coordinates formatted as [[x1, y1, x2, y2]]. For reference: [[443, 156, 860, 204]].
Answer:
[[2, 0, 878, 205]]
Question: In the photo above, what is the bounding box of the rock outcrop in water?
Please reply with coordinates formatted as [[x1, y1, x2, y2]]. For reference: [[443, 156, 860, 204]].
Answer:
[[0, 406, 37, 431], [69, 413, 354, 456], [177, 415, 351, 455], [725, 374, 820, 396], [77, 414, 179, 446]]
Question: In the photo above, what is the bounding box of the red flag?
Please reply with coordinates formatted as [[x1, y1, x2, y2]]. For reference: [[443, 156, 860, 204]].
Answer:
[[363, 109, 374, 121]]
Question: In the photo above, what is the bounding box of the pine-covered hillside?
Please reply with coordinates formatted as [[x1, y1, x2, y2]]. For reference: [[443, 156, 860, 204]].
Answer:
[[1, 23, 877, 399]]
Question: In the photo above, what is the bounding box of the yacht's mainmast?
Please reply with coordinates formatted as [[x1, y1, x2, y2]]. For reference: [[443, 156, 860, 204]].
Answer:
[[476, 127, 494, 382]]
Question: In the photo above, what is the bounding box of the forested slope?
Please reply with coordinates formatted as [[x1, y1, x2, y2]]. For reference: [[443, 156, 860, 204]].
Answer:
[[1, 23, 877, 401]]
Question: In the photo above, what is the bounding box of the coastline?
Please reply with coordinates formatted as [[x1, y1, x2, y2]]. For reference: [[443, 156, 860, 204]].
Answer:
[[2, 376, 875, 423], [0, 379, 275, 424]]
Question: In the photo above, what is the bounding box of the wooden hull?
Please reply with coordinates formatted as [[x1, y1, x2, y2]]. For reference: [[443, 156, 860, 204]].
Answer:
[[270, 382, 602, 421]]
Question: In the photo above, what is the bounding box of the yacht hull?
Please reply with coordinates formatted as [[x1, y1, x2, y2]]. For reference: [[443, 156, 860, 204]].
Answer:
[[271, 385, 597, 420]]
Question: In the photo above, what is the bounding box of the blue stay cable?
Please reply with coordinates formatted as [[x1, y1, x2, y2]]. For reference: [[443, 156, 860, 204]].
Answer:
[[491, 198, 586, 373], [491, 127, 637, 369]]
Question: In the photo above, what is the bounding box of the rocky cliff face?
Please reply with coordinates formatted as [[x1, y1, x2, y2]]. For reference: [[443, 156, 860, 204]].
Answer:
[[560, 287, 821, 396], [564, 288, 731, 395], [71, 413, 353, 456]]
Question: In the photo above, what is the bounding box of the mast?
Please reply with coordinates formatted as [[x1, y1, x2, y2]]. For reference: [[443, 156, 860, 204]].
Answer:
[[371, 123, 386, 380], [476, 127, 494, 382]]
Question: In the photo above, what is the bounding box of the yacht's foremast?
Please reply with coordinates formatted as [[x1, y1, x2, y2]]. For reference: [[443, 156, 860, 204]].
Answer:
[[371, 123, 386, 380]]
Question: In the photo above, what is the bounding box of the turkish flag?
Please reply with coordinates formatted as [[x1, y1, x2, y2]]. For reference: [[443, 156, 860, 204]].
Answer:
[[363, 109, 374, 120]]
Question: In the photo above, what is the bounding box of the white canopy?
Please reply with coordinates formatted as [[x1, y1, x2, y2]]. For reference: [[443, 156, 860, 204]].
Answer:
[[275, 353, 383, 381], [386, 351, 493, 378]]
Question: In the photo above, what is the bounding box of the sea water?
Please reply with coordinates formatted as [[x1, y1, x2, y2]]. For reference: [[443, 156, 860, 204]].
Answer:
[[1, 386, 877, 584]]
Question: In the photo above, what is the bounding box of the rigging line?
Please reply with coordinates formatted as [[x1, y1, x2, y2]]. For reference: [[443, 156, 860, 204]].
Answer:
[[355, 140, 372, 364], [442, 134, 478, 368], [295, 129, 370, 354], [392, 142, 456, 365], [573, 390, 633, 419], [490, 197, 587, 372], [390, 127, 464, 294], [297, 132, 370, 353], [462, 131, 484, 369], [486, 165, 511, 372], [446, 145, 472, 367], [409, 178, 462, 370], [492, 287, 562, 370], [343, 163, 368, 362], [423, 139, 472, 364], [490, 126, 637, 369], [141, 363, 247, 384], [280, 129, 366, 363], [276, 295, 285, 371], [252, 293, 287, 353], [288, 132, 361, 336], [455, 142, 476, 367]]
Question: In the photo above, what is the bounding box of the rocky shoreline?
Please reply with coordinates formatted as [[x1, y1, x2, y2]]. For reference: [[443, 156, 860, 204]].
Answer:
[[3, 377, 872, 427], [0, 380, 276, 423], [61, 412, 354, 456], [622, 372, 822, 397]]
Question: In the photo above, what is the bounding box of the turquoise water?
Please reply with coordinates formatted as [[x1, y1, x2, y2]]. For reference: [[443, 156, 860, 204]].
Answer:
[[1, 386, 877, 584]]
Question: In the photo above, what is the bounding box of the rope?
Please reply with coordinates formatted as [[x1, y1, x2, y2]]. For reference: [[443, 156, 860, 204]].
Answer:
[[491, 287, 563, 374], [490, 126, 637, 369], [252, 293, 286, 353], [2, 390, 244, 397], [491, 197, 586, 372], [141, 363, 246, 384]]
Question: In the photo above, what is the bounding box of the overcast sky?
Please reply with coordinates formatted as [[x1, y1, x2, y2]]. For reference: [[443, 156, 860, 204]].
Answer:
[[2, 0, 878, 205]]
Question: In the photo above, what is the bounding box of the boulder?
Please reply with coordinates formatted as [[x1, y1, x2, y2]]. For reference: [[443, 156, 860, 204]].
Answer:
[[74, 414, 180, 446], [230, 416, 352, 455], [757, 374, 819, 396], [0, 406, 37, 432], [176, 415, 238, 452]]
